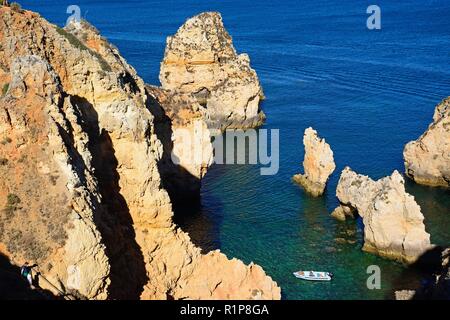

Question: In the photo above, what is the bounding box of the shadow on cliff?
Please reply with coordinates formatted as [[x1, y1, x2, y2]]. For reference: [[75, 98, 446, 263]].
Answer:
[[0, 253, 56, 300], [145, 92, 202, 205], [146, 91, 223, 254], [72, 95, 148, 299], [172, 169, 224, 253], [390, 246, 447, 300]]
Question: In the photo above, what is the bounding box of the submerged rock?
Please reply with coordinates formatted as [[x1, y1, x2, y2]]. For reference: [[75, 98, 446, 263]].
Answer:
[[159, 12, 265, 131], [395, 290, 416, 300], [293, 127, 336, 196], [333, 167, 431, 263], [330, 204, 356, 222], [0, 7, 280, 300], [404, 97, 450, 187]]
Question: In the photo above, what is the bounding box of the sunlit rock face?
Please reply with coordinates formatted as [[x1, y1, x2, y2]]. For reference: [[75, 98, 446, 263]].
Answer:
[[334, 167, 431, 264], [404, 97, 450, 187], [0, 7, 280, 300], [293, 127, 336, 197], [159, 12, 265, 132]]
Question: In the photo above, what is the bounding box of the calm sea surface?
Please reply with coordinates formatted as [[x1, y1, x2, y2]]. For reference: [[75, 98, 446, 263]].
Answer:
[[20, 0, 450, 299]]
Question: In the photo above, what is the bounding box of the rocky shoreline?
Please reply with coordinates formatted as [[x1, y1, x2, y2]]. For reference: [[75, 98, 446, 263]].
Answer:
[[333, 168, 431, 264], [0, 7, 280, 299]]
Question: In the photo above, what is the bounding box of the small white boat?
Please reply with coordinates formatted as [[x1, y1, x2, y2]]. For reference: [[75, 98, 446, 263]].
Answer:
[[293, 271, 333, 281]]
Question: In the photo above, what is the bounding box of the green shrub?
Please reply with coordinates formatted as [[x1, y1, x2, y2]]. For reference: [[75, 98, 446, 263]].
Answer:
[[10, 2, 20, 11], [55, 26, 112, 72], [1, 137, 12, 145], [93, 52, 112, 72], [7, 193, 20, 206], [56, 27, 89, 51], [2, 194, 20, 225], [2, 83, 9, 96]]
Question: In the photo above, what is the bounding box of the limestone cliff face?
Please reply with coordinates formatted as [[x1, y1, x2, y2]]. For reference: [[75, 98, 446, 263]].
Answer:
[[292, 127, 335, 196], [146, 85, 213, 204], [160, 12, 265, 131], [0, 7, 280, 300], [404, 97, 450, 187], [0, 54, 110, 299], [334, 167, 431, 263]]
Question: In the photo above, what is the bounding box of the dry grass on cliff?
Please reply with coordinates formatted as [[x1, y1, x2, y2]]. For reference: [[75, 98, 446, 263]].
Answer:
[[0, 113, 71, 264], [1, 83, 8, 96], [10, 2, 21, 12], [55, 26, 112, 72], [0, 167, 71, 262]]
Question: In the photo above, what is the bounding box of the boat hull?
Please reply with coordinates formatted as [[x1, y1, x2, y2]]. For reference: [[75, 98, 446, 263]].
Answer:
[[293, 271, 332, 281]]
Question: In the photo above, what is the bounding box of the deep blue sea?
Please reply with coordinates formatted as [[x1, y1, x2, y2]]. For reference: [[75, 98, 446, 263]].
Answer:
[[20, 0, 450, 299]]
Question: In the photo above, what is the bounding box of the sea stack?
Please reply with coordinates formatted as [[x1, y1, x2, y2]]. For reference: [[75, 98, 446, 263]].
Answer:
[[333, 167, 431, 264], [0, 7, 281, 300], [403, 97, 450, 187], [293, 127, 336, 196], [159, 12, 265, 131]]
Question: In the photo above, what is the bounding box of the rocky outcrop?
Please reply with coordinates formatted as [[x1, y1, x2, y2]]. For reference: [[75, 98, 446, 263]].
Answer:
[[394, 290, 416, 300], [404, 97, 450, 187], [159, 12, 265, 132], [0, 7, 280, 300], [146, 85, 213, 204], [292, 127, 335, 196], [333, 167, 431, 263], [330, 204, 356, 222], [0, 54, 110, 299]]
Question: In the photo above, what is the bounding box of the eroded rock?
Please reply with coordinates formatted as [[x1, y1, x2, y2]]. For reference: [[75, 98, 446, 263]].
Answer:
[[293, 127, 336, 196], [333, 167, 431, 263], [0, 7, 280, 300], [330, 205, 355, 222], [159, 12, 265, 131], [404, 97, 450, 187]]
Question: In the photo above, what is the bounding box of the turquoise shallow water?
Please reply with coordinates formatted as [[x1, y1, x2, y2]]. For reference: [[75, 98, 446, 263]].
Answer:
[[21, 0, 450, 299]]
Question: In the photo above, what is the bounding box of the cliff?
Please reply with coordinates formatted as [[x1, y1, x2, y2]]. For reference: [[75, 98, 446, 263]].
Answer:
[[404, 97, 450, 187], [333, 167, 431, 263], [0, 7, 280, 300], [160, 12, 265, 132], [146, 85, 213, 204], [292, 127, 335, 196]]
